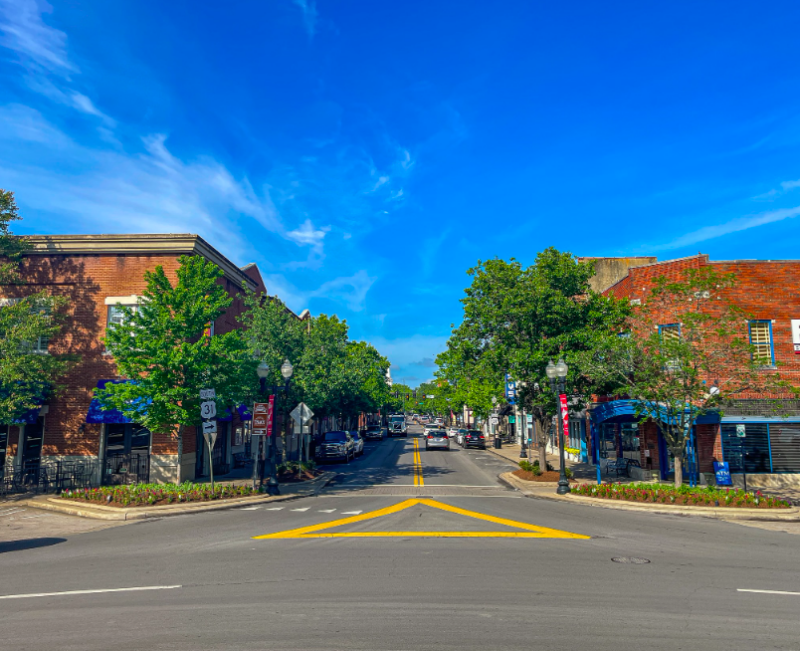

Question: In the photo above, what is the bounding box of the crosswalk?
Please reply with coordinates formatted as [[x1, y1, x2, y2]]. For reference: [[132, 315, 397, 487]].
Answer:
[[240, 506, 363, 515]]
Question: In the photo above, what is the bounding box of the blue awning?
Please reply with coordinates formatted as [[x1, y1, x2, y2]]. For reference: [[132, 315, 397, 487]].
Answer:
[[86, 379, 149, 424], [591, 399, 721, 426], [237, 404, 252, 422]]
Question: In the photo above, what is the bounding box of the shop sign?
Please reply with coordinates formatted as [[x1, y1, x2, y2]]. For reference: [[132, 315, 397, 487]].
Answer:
[[713, 461, 733, 486]]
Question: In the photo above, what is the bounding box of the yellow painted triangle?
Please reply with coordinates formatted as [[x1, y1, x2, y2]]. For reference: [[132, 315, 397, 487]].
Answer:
[[253, 498, 590, 539]]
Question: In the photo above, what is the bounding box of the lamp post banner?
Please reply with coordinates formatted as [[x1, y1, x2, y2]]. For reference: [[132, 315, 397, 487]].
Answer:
[[559, 394, 569, 439], [267, 395, 275, 438]]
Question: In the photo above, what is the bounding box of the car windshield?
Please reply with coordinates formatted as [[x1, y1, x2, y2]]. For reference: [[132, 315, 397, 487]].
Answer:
[[323, 431, 348, 442]]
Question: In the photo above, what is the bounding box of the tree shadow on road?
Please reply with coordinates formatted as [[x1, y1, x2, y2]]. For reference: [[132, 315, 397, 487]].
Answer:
[[0, 537, 66, 554]]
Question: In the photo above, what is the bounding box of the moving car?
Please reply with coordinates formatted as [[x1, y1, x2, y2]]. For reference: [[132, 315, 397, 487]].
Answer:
[[315, 430, 356, 463], [349, 430, 365, 455], [434, 417, 444, 426], [423, 422, 440, 436], [425, 428, 450, 451], [462, 430, 486, 450], [455, 428, 468, 446], [447, 427, 459, 438], [362, 425, 386, 441]]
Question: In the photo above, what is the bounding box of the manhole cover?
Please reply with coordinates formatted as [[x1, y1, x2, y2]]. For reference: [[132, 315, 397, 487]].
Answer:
[[611, 556, 651, 564]]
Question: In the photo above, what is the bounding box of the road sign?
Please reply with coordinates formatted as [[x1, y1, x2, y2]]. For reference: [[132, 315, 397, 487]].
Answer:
[[290, 402, 314, 425], [203, 429, 218, 449], [202, 420, 217, 435], [252, 402, 270, 435], [200, 400, 217, 419], [199, 388, 216, 399], [490, 416, 499, 425], [426, 394, 435, 399]]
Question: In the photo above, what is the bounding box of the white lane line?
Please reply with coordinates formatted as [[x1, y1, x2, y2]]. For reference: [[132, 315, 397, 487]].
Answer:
[[0, 585, 182, 601], [291, 507, 310, 512], [318, 509, 337, 513], [0, 508, 25, 518], [240, 507, 261, 511], [341, 510, 362, 515], [738, 589, 800, 596], [265, 507, 285, 511]]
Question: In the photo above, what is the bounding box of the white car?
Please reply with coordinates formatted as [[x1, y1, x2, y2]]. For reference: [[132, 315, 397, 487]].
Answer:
[[455, 429, 468, 446], [349, 430, 365, 456], [447, 427, 459, 438]]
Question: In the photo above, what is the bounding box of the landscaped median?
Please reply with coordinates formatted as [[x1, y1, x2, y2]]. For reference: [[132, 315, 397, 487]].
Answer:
[[18, 472, 335, 521], [571, 482, 792, 509], [499, 471, 800, 521]]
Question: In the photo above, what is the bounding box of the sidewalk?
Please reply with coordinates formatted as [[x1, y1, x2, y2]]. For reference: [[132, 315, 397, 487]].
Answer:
[[484, 441, 600, 482]]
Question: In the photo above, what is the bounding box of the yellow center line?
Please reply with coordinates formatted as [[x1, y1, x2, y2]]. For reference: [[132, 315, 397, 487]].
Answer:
[[412, 438, 424, 486]]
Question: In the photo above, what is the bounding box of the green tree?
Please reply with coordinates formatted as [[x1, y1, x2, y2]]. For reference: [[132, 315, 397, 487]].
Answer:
[[582, 267, 793, 487], [98, 255, 254, 480], [437, 248, 629, 469], [0, 190, 74, 422]]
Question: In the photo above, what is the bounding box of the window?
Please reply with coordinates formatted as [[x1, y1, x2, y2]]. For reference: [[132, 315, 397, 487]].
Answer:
[[659, 324, 681, 370], [721, 424, 770, 473], [2, 297, 51, 353], [748, 320, 774, 366], [107, 304, 138, 329]]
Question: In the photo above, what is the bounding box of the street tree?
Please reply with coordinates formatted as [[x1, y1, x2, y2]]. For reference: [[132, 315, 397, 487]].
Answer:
[[437, 248, 629, 469], [99, 255, 255, 480], [582, 266, 793, 487], [0, 189, 74, 422]]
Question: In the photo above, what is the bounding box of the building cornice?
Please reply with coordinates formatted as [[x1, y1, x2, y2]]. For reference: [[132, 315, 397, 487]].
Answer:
[[21, 234, 258, 291]]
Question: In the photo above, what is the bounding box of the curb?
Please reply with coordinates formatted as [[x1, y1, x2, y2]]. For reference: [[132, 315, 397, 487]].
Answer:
[[16, 472, 336, 521], [499, 472, 800, 522]]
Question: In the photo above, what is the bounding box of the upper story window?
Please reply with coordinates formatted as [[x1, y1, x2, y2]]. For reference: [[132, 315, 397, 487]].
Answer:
[[748, 320, 774, 367], [105, 296, 142, 330], [658, 323, 681, 371], [2, 296, 51, 354]]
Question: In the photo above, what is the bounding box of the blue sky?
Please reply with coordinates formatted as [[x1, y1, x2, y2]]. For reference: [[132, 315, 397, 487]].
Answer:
[[2, 1, 800, 386]]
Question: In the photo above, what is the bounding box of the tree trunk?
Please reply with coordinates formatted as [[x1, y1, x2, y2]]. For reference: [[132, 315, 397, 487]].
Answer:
[[538, 444, 548, 471], [673, 455, 683, 488]]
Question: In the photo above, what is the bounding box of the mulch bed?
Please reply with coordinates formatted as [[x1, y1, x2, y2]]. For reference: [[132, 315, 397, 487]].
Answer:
[[276, 469, 323, 483], [513, 469, 576, 483]]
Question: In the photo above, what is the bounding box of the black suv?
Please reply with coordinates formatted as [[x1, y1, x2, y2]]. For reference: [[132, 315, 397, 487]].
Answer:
[[315, 430, 356, 463], [462, 430, 486, 450]]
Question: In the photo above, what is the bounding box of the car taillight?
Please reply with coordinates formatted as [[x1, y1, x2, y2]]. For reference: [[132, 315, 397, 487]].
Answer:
[[427, 434, 433, 439], [479, 435, 485, 439]]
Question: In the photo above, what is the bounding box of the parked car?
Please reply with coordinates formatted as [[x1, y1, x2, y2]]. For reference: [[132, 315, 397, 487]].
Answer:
[[362, 425, 386, 441], [447, 427, 459, 438], [349, 430, 365, 455], [462, 430, 486, 450], [425, 428, 450, 451], [455, 428, 468, 446], [315, 430, 355, 463]]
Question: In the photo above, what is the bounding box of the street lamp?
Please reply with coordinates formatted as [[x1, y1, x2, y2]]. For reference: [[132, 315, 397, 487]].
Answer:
[[254, 359, 294, 496], [253, 361, 270, 491], [547, 358, 570, 495]]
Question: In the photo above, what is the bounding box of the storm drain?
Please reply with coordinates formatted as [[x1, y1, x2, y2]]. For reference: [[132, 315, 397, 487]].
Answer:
[[611, 556, 651, 564]]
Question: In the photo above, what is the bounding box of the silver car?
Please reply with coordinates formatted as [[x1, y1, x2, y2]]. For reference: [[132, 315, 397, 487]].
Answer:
[[349, 430, 365, 456], [425, 428, 450, 451]]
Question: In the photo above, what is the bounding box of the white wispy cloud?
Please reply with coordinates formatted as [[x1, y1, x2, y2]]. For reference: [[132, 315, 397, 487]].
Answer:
[[310, 270, 377, 311], [658, 204, 800, 250], [291, 0, 318, 38], [781, 179, 800, 191], [0, 0, 73, 74]]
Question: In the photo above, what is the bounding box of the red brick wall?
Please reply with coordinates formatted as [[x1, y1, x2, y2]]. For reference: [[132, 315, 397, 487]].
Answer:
[[6, 252, 265, 459], [696, 423, 721, 473]]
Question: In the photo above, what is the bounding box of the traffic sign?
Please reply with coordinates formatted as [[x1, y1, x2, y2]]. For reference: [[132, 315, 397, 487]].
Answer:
[[202, 420, 217, 435], [290, 402, 314, 426], [490, 416, 499, 425], [203, 429, 218, 449], [200, 400, 217, 419]]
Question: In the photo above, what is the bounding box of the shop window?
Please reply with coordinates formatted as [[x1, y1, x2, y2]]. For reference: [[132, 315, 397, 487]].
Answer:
[[621, 423, 640, 461], [768, 424, 800, 473], [721, 424, 770, 473], [748, 321, 774, 366]]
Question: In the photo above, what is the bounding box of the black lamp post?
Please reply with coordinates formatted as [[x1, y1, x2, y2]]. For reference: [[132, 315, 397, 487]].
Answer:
[[254, 358, 294, 495], [546, 358, 571, 495]]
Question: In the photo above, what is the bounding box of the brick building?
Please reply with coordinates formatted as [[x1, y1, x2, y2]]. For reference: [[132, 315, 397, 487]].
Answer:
[[588, 254, 800, 486], [0, 233, 300, 486]]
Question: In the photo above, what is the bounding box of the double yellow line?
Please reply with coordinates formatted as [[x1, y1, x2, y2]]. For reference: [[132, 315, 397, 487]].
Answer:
[[412, 437, 424, 486]]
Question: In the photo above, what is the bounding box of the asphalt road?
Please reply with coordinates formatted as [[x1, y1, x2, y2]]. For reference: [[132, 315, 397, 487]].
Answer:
[[1, 424, 799, 651]]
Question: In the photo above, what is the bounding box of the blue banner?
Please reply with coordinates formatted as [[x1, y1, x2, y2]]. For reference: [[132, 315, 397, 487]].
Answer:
[[713, 461, 732, 486]]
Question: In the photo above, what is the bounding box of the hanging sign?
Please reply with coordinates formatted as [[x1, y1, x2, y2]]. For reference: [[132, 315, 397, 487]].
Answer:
[[559, 394, 569, 439], [267, 395, 275, 438], [792, 320, 800, 354], [505, 373, 517, 405]]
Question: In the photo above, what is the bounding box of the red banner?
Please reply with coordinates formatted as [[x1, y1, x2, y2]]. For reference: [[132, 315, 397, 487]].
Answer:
[[559, 393, 569, 440], [267, 395, 275, 438]]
